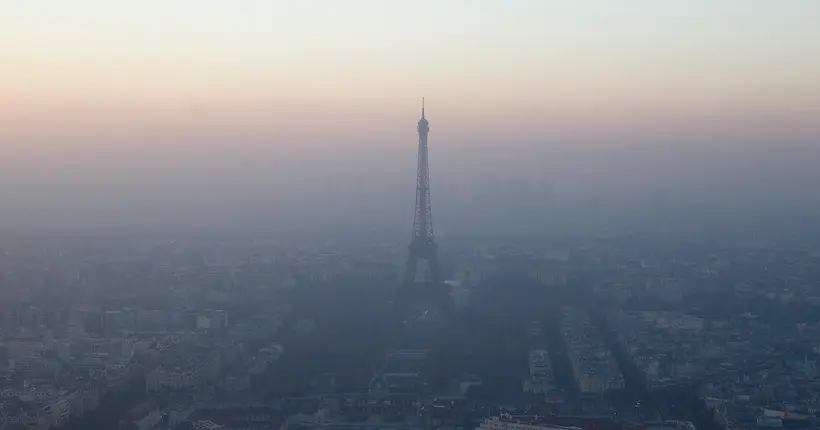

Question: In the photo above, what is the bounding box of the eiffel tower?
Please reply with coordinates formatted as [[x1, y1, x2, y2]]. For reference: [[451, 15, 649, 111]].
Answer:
[[403, 98, 442, 286]]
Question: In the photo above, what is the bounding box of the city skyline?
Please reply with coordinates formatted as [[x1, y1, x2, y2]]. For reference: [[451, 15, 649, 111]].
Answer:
[[3, 6, 820, 429]]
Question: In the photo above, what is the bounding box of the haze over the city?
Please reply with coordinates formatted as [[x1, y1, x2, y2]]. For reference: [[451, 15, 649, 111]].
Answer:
[[6, 5, 820, 429], [1, 0, 819, 238]]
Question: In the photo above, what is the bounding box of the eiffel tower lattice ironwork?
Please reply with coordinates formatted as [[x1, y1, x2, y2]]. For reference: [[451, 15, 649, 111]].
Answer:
[[403, 98, 442, 285]]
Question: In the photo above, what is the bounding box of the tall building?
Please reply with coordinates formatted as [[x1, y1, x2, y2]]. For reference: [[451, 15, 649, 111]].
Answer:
[[403, 99, 442, 285]]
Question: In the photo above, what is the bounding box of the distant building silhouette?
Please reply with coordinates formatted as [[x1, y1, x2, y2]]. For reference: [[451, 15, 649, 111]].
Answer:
[[404, 99, 442, 286]]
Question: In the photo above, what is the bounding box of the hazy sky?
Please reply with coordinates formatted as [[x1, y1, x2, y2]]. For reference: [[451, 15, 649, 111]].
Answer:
[[1, 1, 819, 236], [3, 1, 819, 130]]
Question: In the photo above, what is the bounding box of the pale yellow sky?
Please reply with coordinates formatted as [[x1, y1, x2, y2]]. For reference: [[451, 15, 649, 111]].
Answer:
[[1, 0, 819, 141]]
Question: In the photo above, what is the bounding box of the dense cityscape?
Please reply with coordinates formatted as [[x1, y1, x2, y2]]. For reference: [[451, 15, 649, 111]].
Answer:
[[2, 104, 820, 430], [3, 4, 818, 430], [2, 235, 820, 430]]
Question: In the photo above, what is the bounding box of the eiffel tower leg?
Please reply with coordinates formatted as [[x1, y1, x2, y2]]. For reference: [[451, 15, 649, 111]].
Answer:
[[404, 254, 419, 285], [428, 251, 442, 284]]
